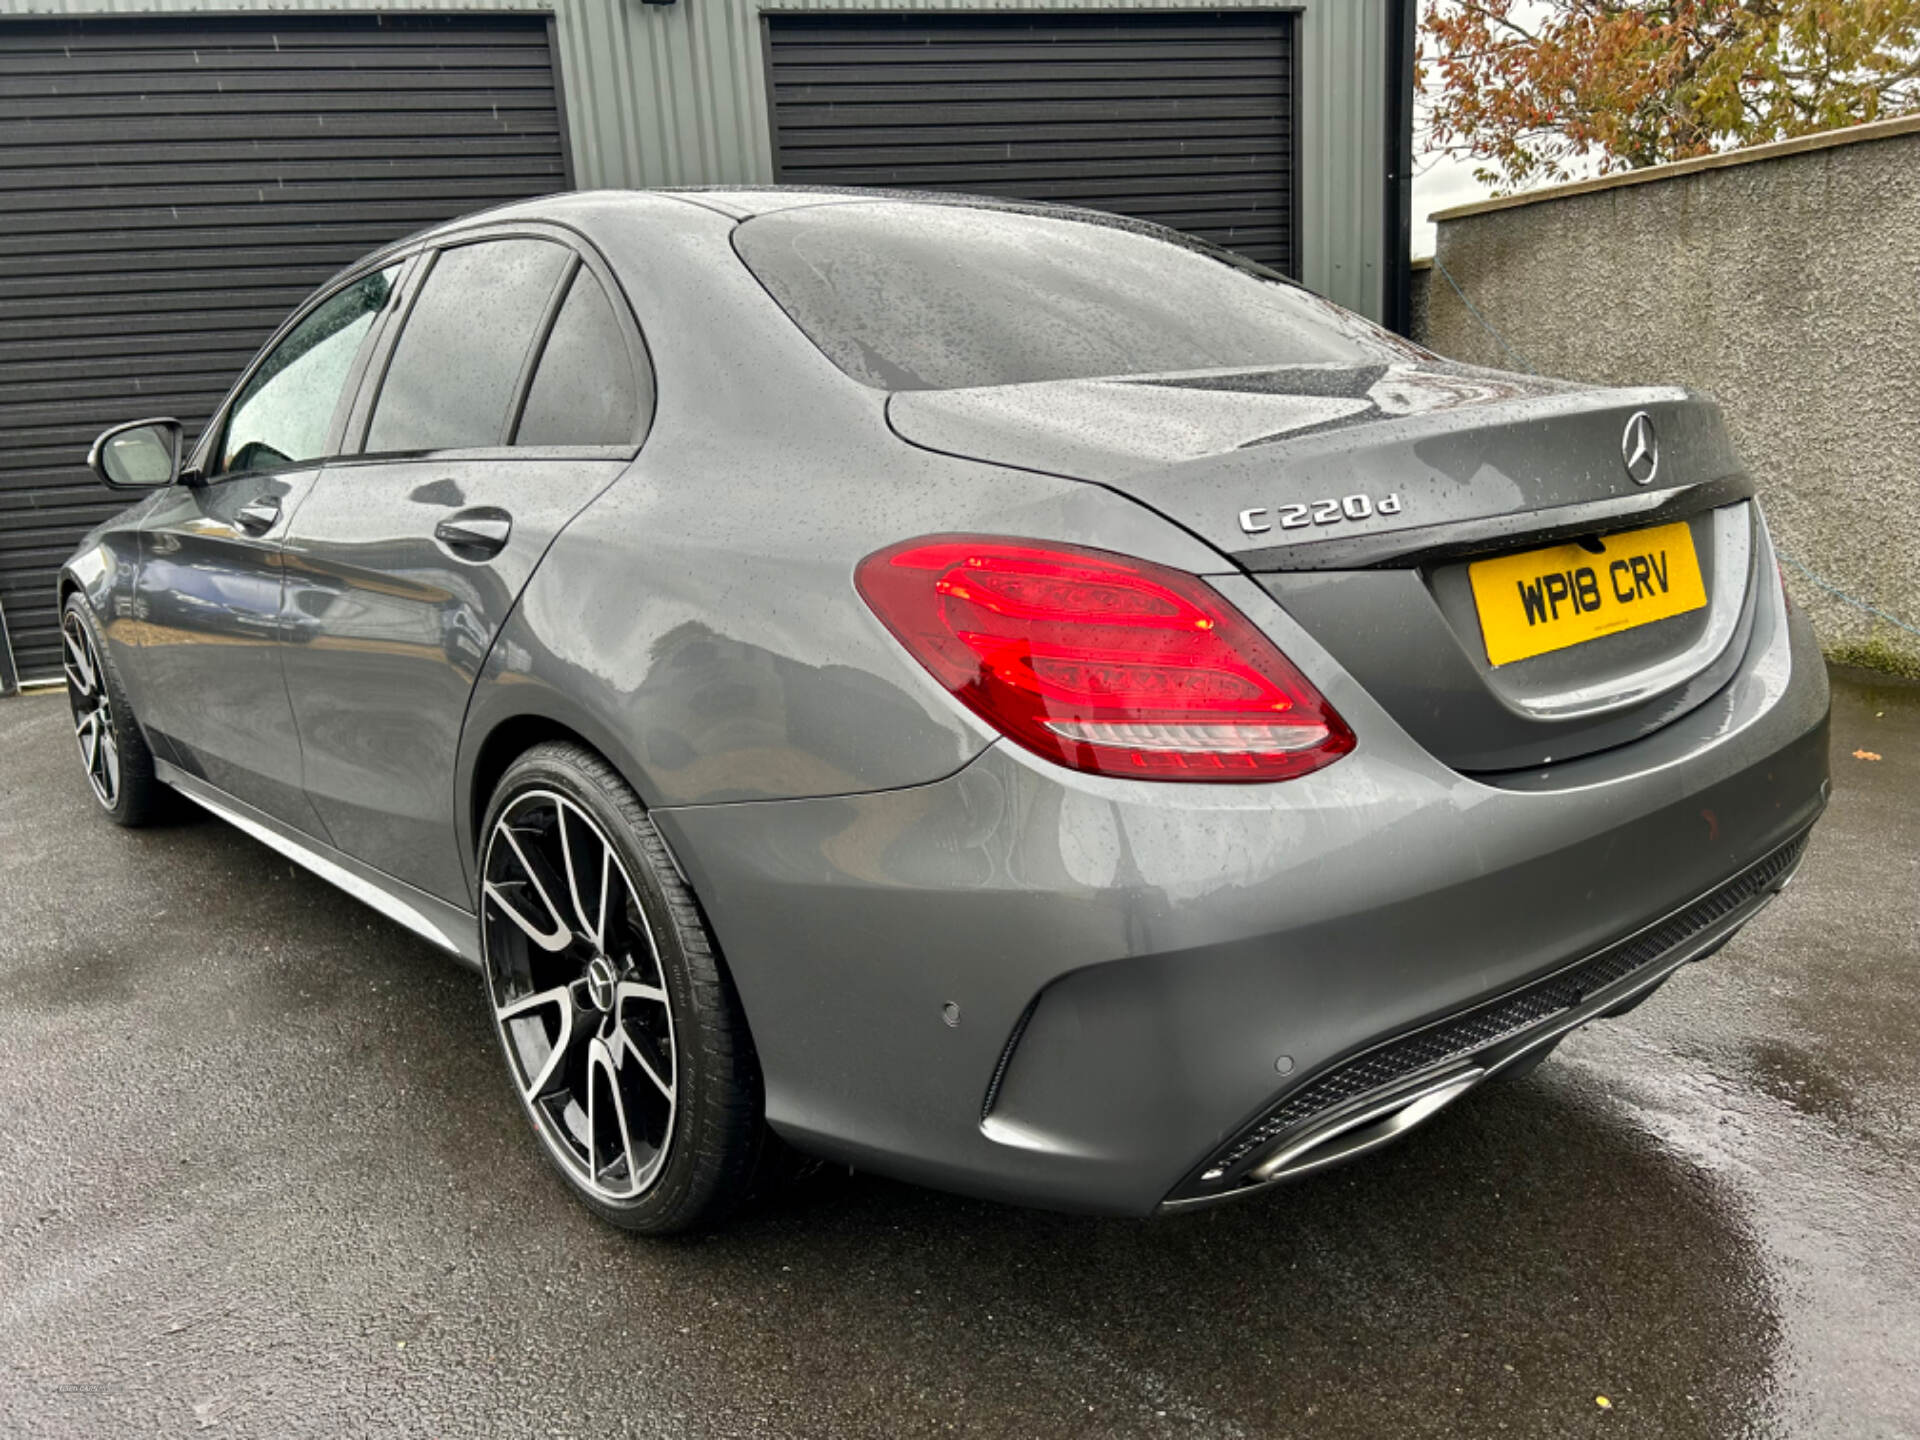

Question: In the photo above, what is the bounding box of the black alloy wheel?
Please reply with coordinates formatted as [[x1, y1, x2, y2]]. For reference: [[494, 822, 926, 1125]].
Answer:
[[478, 742, 770, 1232], [63, 606, 119, 810], [60, 593, 162, 826]]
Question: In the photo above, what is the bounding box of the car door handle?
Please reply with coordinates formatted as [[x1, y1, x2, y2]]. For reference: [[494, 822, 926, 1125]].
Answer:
[[433, 511, 512, 559], [235, 497, 281, 534]]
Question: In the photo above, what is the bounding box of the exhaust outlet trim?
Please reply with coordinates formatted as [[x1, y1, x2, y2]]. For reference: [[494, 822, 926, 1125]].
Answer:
[[1249, 1067, 1485, 1184]]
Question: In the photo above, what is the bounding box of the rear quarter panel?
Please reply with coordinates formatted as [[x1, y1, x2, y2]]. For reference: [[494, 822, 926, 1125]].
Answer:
[[452, 198, 1228, 895]]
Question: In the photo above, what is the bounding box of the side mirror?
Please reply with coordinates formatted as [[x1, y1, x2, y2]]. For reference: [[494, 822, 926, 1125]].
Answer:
[[87, 418, 183, 490]]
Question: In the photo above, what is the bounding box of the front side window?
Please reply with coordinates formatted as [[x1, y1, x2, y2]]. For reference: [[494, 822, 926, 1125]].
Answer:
[[513, 269, 645, 447], [217, 265, 400, 477], [366, 238, 570, 453], [735, 202, 1420, 392]]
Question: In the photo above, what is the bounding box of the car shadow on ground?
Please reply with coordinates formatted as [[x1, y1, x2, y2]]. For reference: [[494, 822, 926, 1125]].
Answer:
[[2, 691, 1785, 1439], [382, 917, 1780, 1438], [646, 1073, 1779, 1438]]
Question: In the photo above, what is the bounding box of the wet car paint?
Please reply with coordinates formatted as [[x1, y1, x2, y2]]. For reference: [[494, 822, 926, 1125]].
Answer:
[[276, 452, 631, 902], [0, 667, 1912, 1437]]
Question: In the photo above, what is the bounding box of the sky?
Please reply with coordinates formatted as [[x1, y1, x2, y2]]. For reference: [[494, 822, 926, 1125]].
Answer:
[[1411, 148, 1496, 258]]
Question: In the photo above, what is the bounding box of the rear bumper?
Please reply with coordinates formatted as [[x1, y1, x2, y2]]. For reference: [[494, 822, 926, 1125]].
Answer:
[[1160, 825, 1808, 1208], [656, 570, 1831, 1216]]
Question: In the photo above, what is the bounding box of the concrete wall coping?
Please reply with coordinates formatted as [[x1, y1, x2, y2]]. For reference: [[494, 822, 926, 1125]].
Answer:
[[1429, 113, 1920, 222]]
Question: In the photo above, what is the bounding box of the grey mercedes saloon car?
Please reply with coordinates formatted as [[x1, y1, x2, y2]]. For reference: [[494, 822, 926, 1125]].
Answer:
[[61, 189, 1829, 1232]]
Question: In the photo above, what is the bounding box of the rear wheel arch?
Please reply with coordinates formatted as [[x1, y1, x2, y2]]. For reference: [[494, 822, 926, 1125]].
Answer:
[[456, 683, 664, 892], [467, 713, 595, 860], [465, 714, 710, 947]]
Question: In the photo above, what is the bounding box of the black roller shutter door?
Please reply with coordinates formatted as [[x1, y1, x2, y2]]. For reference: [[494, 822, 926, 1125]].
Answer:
[[0, 14, 569, 682], [766, 12, 1298, 269]]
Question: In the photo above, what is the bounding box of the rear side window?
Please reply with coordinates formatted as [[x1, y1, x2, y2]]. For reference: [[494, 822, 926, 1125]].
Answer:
[[217, 265, 400, 476], [514, 269, 645, 447], [367, 238, 569, 453], [735, 202, 1417, 391]]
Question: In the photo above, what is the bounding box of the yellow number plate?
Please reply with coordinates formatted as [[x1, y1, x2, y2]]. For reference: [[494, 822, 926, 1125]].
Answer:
[[1469, 521, 1708, 667]]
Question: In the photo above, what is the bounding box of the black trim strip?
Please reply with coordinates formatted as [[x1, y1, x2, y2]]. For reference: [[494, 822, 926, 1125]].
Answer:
[[503, 253, 580, 445], [980, 992, 1044, 1121], [1381, 0, 1416, 333], [350, 246, 438, 456]]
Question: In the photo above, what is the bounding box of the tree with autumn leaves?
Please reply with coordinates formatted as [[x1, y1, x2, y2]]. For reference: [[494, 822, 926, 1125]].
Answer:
[[1421, 0, 1920, 189]]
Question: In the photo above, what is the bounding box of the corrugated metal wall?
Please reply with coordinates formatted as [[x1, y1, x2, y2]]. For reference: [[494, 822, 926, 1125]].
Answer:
[[1, 0, 1387, 684], [0, 9, 568, 680], [764, 11, 1301, 275], [0, 0, 1385, 317]]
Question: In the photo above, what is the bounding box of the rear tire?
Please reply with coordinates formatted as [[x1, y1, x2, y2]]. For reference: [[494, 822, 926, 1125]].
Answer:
[[477, 741, 770, 1234], [61, 592, 163, 827]]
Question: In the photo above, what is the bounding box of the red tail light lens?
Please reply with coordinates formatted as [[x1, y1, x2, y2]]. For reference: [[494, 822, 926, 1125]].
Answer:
[[856, 536, 1355, 782]]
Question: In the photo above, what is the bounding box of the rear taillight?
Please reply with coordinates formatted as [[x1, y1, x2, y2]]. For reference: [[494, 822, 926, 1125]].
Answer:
[[855, 535, 1355, 782]]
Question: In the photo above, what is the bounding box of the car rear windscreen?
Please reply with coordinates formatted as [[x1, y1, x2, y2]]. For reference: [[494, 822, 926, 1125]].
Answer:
[[733, 201, 1414, 392]]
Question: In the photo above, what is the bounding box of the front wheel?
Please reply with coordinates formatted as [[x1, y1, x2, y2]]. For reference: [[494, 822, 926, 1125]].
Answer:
[[477, 742, 769, 1233], [61, 592, 163, 826]]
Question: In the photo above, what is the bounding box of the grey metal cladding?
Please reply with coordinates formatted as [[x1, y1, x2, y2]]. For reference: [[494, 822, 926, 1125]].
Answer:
[[765, 11, 1300, 275], [0, 13, 567, 680]]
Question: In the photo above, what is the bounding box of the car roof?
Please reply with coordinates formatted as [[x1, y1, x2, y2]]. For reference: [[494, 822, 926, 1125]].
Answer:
[[653, 185, 1108, 220], [332, 186, 1299, 298], [402, 184, 1189, 247]]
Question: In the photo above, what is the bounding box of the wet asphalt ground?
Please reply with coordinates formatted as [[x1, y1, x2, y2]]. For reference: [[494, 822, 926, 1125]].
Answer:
[[1, 668, 1916, 1440]]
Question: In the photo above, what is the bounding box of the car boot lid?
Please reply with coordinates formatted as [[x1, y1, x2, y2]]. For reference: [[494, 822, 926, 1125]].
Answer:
[[886, 360, 1750, 571]]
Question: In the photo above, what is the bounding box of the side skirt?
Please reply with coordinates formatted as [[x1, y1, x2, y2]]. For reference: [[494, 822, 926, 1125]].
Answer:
[[156, 760, 481, 967]]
